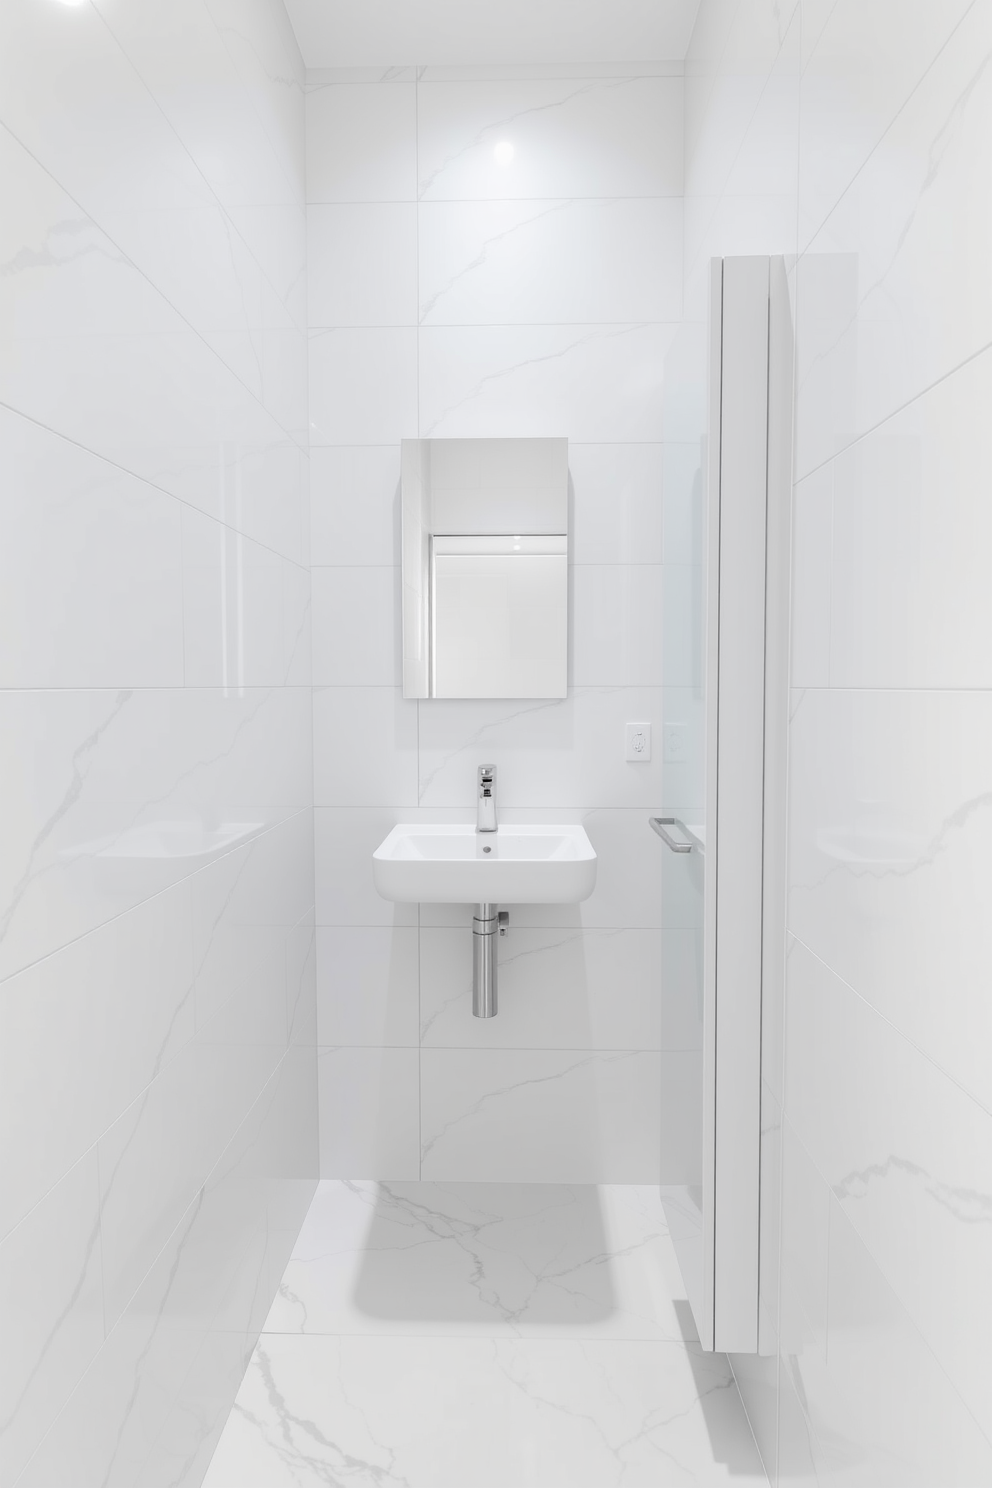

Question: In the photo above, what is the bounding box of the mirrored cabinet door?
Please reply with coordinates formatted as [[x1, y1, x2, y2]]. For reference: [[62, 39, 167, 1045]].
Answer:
[[401, 437, 568, 700]]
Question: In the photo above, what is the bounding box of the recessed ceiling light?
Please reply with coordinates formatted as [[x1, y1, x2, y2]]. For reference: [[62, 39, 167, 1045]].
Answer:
[[493, 140, 515, 166]]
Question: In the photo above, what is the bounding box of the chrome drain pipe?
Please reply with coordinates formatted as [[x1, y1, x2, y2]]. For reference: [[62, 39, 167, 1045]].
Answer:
[[472, 903, 498, 1018], [472, 904, 509, 1017]]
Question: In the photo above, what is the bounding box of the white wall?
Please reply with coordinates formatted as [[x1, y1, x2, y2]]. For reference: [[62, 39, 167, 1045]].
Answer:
[[0, 2, 317, 1483], [308, 64, 699, 1183], [683, 2, 992, 1482]]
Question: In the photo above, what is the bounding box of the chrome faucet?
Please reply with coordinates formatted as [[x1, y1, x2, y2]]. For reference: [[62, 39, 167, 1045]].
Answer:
[[477, 764, 497, 833]]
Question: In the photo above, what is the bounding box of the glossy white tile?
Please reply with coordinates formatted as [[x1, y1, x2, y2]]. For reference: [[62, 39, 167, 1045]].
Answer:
[[316, 926, 420, 1047], [309, 445, 401, 566], [780, 1193, 992, 1487], [309, 327, 419, 445], [0, 881, 195, 1238], [785, 937, 992, 1441], [313, 687, 418, 805], [417, 76, 683, 200], [659, 442, 704, 565], [568, 444, 665, 566], [98, 1001, 284, 1330], [95, 0, 301, 211], [315, 807, 419, 929], [306, 82, 417, 203], [789, 463, 832, 689], [570, 565, 664, 687], [418, 199, 682, 325], [0, 686, 309, 980], [0, 1155, 104, 1486], [659, 687, 706, 811], [19, 1051, 316, 1488], [0, 0, 312, 1478], [419, 1048, 680, 1183], [264, 1180, 691, 1342], [420, 927, 672, 1051], [827, 352, 992, 689], [797, 10, 992, 473], [418, 323, 674, 440], [0, 410, 183, 690], [190, 812, 313, 1027], [797, 0, 975, 251], [311, 567, 400, 685], [787, 687, 992, 1111], [317, 1047, 420, 1179], [416, 689, 665, 809], [182, 506, 311, 690], [308, 203, 419, 326], [286, 911, 317, 1048], [778, 1117, 829, 1363], [202, 1329, 766, 1487], [206, 0, 305, 187]]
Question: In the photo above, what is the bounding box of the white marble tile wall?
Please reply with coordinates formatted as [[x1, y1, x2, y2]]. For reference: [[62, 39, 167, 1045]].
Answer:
[[308, 68, 688, 1185], [0, 2, 316, 1484], [683, 0, 992, 1481]]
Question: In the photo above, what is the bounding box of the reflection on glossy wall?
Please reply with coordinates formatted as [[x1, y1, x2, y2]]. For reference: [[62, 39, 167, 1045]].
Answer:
[[683, 1, 992, 1483], [0, 2, 317, 1483], [307, 64, 702, 1184]]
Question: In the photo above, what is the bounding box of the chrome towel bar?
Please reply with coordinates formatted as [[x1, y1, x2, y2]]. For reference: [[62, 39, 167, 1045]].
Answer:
[[649, 816, 695, 853]]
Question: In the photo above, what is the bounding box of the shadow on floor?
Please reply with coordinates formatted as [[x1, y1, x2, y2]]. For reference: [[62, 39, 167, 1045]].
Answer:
[[351, 1181, 616, 1325], [674, 1299, 769, 1479]]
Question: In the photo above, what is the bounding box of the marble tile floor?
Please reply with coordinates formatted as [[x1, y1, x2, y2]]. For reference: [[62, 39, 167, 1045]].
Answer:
[[200, 1181, 768, 1487]]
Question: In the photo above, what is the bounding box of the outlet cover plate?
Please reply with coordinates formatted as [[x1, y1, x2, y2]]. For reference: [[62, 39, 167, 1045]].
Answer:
[[663, 722, 688, 762], [625, 722, 652, 762]]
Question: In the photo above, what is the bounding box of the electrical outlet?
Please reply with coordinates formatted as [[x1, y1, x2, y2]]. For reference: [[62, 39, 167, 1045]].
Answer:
[[663, 723, 688, 762], [625, 723, 652, 762]]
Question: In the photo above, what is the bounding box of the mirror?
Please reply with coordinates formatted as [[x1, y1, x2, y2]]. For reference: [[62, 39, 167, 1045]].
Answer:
[[401, 437, 568, 699]]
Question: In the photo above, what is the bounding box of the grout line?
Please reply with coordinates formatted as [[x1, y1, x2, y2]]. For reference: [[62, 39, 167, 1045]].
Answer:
[[794, 332, 992, 484], [309, 195, 684, 205], [0, 399, 310, 576], [788, 935, 992, 1123], [310, 318, 678, 329]]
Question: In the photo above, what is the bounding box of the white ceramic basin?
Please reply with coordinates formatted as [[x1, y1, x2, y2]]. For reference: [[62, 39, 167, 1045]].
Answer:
[[372, 823, 597, 904]]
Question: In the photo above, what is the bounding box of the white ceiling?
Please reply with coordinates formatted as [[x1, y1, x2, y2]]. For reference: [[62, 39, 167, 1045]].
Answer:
[[284, 0, 702, 69]]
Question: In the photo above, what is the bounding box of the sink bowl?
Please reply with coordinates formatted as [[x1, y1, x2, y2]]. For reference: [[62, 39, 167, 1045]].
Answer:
[[372, 823, 597, 904]]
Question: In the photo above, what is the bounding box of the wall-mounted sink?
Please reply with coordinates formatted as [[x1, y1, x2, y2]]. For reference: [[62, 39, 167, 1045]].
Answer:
[[372, 823, 596, 904]]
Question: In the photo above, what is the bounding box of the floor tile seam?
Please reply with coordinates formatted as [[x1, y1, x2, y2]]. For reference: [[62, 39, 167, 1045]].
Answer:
[[307, 195, 684, 208], [310, 318, 680, 330], [317, 1043, 686, 1053], [308, 439, 682, 448], [251, 1329, 706, 1348], [308, 194, 682, 206]]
